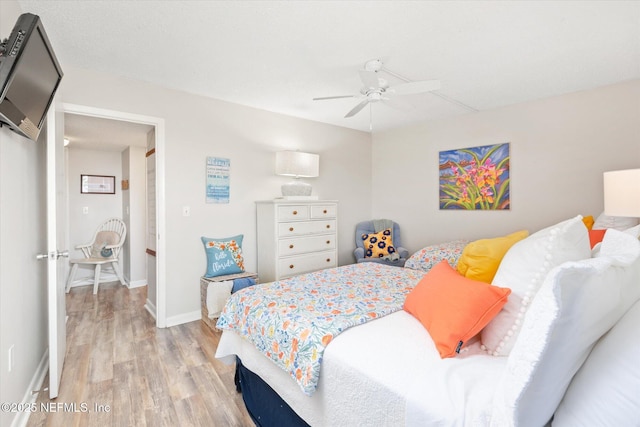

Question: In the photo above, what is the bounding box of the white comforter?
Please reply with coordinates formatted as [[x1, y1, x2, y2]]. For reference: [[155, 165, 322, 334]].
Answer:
[[216, 310, 506, 426]]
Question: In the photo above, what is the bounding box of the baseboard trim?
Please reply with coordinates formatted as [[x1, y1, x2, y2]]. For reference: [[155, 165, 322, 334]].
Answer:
[[144, 298, 157, 320], [128, 279, 147, 289], [11, 349, 48, 427], [165, 310, 200, 327]]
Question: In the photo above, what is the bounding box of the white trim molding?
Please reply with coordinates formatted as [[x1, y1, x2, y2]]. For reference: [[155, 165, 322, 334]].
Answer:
[[11, 350, 48, 427], [62, 103, 166, 328], [165, 310, 201, 328], [144, 298, 157, 320]]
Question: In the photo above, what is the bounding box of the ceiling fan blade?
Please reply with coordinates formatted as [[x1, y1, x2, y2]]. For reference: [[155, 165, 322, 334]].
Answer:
[[344, 99, 370, 118], [313, 95, 356, 101], [389, 80, 441, 96], [359, 70, 380, 89]]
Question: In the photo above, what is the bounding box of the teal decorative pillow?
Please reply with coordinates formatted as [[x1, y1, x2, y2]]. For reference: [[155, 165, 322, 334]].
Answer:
[[201, 235, 245, 278]]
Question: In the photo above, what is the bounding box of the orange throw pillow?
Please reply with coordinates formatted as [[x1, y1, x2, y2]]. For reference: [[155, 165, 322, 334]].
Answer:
[[589, 229, 607, 248], [404, 260, 511, 358]]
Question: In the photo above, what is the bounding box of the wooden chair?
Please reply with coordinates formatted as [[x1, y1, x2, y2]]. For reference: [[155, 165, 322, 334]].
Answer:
[[66, 217, 127, 294]]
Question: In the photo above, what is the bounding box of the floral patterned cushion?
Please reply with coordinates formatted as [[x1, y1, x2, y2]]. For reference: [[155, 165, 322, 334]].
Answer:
[[362, 228, 396, 258], [405, 239, 469, 272]]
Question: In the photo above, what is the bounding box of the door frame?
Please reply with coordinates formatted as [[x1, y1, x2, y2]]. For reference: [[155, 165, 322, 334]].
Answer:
[[63, 103, 167, 327], [45, 96, 67, 398]]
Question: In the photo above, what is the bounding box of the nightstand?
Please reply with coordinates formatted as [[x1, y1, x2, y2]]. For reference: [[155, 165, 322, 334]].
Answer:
[[200, 271, 258, 331]]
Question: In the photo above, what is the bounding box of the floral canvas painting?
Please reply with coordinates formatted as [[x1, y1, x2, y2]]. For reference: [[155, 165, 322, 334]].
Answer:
[[439, 143, 510, 210]]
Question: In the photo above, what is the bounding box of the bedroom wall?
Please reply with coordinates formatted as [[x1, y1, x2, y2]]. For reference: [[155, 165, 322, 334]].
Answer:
[[0, 3, 48, 427], [59, 66, 372, 322], [372, 80, 640, 253]]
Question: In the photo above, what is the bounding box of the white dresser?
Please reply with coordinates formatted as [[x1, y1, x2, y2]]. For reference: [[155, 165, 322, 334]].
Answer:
[[256, 200, 338, 282]]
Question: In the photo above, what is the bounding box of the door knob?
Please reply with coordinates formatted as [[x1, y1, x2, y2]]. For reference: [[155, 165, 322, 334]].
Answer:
[[56, 250, 69, 259], [36, 250, 69, 260]]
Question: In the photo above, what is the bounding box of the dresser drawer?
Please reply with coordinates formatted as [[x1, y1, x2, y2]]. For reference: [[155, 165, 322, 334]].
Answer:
[[310, 204, 337, 219], [278, 220, 336, 237], [278, 251, 337, 279], [278, 235, 336, 256], [277, 205, 309, 221]]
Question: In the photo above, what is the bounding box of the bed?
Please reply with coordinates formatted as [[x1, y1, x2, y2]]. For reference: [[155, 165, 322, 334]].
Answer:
[[215, 216, 640, 426]]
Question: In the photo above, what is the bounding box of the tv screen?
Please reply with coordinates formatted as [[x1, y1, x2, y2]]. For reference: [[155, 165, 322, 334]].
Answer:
[[0, 13, 63, 141]]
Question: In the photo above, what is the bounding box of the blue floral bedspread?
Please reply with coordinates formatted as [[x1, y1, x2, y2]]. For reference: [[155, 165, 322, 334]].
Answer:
[[216, 263, 425, 395]]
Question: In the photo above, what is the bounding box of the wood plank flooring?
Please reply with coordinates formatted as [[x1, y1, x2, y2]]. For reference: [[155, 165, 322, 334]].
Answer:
[[27, 282, 254, 427]]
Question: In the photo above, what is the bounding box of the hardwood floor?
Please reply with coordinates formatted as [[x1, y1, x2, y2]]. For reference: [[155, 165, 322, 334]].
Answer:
[[27, 282, 254, 427]]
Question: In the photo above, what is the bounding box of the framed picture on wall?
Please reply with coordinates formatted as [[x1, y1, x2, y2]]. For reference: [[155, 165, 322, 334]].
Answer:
[[206, 157, 230, 204], [81, 174, 116, 194], [439, 143, 510, 210]]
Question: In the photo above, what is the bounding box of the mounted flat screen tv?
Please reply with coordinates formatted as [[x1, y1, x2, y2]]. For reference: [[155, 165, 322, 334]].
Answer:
[[0, 13, 63, 141]]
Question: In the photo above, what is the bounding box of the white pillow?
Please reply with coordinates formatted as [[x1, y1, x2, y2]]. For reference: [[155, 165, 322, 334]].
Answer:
[[592, 211, 639, 230], [552, 299, 640, 426], [481, 216, 590, 356], [491, 230, 640, 427], [624, 223, 640, 239], [591, 223, 640, 257]]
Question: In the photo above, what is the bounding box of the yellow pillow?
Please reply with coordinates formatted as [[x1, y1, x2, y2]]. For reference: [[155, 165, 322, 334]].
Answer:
[[362, 228, 395, 258], [582, 215, 594, 230], [456, 230, 529, 283]]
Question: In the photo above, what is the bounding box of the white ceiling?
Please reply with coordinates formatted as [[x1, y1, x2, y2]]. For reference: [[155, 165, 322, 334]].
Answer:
[[64, 113, 152, 152], [17, 0, 640, 134]]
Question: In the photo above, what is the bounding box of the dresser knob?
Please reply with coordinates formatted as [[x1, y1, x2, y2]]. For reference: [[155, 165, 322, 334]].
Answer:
[[289, 227, 294, 232], [323, 209, 327, 214], [293, 210, 298, 215], [289, 244, 294, 249], [289, 264, 294, 269], [326, 224, 330, 229], [326, 258, 331, 263], [326, 240, 330, 244]]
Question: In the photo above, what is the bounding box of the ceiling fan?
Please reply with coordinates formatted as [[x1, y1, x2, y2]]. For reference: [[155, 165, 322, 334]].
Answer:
[[313, 59, 441, 118]]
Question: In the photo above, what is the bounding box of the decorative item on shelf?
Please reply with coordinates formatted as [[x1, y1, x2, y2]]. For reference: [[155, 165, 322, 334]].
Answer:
[[603, 168, 640, 217], [275, 150, 320, 200]]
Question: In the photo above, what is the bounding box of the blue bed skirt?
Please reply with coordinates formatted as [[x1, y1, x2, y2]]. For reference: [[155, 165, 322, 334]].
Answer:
[[235, 357, 310, 427]]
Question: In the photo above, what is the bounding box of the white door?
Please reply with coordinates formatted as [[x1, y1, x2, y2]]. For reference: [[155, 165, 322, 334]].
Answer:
[[44, 101, 67, 398]]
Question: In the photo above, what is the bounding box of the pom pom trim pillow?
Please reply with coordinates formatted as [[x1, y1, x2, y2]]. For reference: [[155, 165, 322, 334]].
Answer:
[[480, 215, 590, 356], [491, 229, 640, 426], [202, 235, 245, 278], [404, 260, 511, 358], [362, 228, 396, 258]]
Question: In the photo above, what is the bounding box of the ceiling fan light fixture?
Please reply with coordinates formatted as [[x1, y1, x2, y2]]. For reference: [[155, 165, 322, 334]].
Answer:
[[364, 59, 383, 72]]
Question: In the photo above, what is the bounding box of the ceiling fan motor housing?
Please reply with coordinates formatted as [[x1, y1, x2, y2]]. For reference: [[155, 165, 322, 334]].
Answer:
[[364, 59, 383, 72]]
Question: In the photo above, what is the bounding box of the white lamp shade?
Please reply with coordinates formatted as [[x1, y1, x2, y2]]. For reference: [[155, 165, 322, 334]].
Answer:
[[275, 151, 319, 177], [604, 168, 640, 217]]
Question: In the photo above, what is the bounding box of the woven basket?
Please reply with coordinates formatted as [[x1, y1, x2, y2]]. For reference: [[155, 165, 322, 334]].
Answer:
[[200, 272, 258, 332]]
